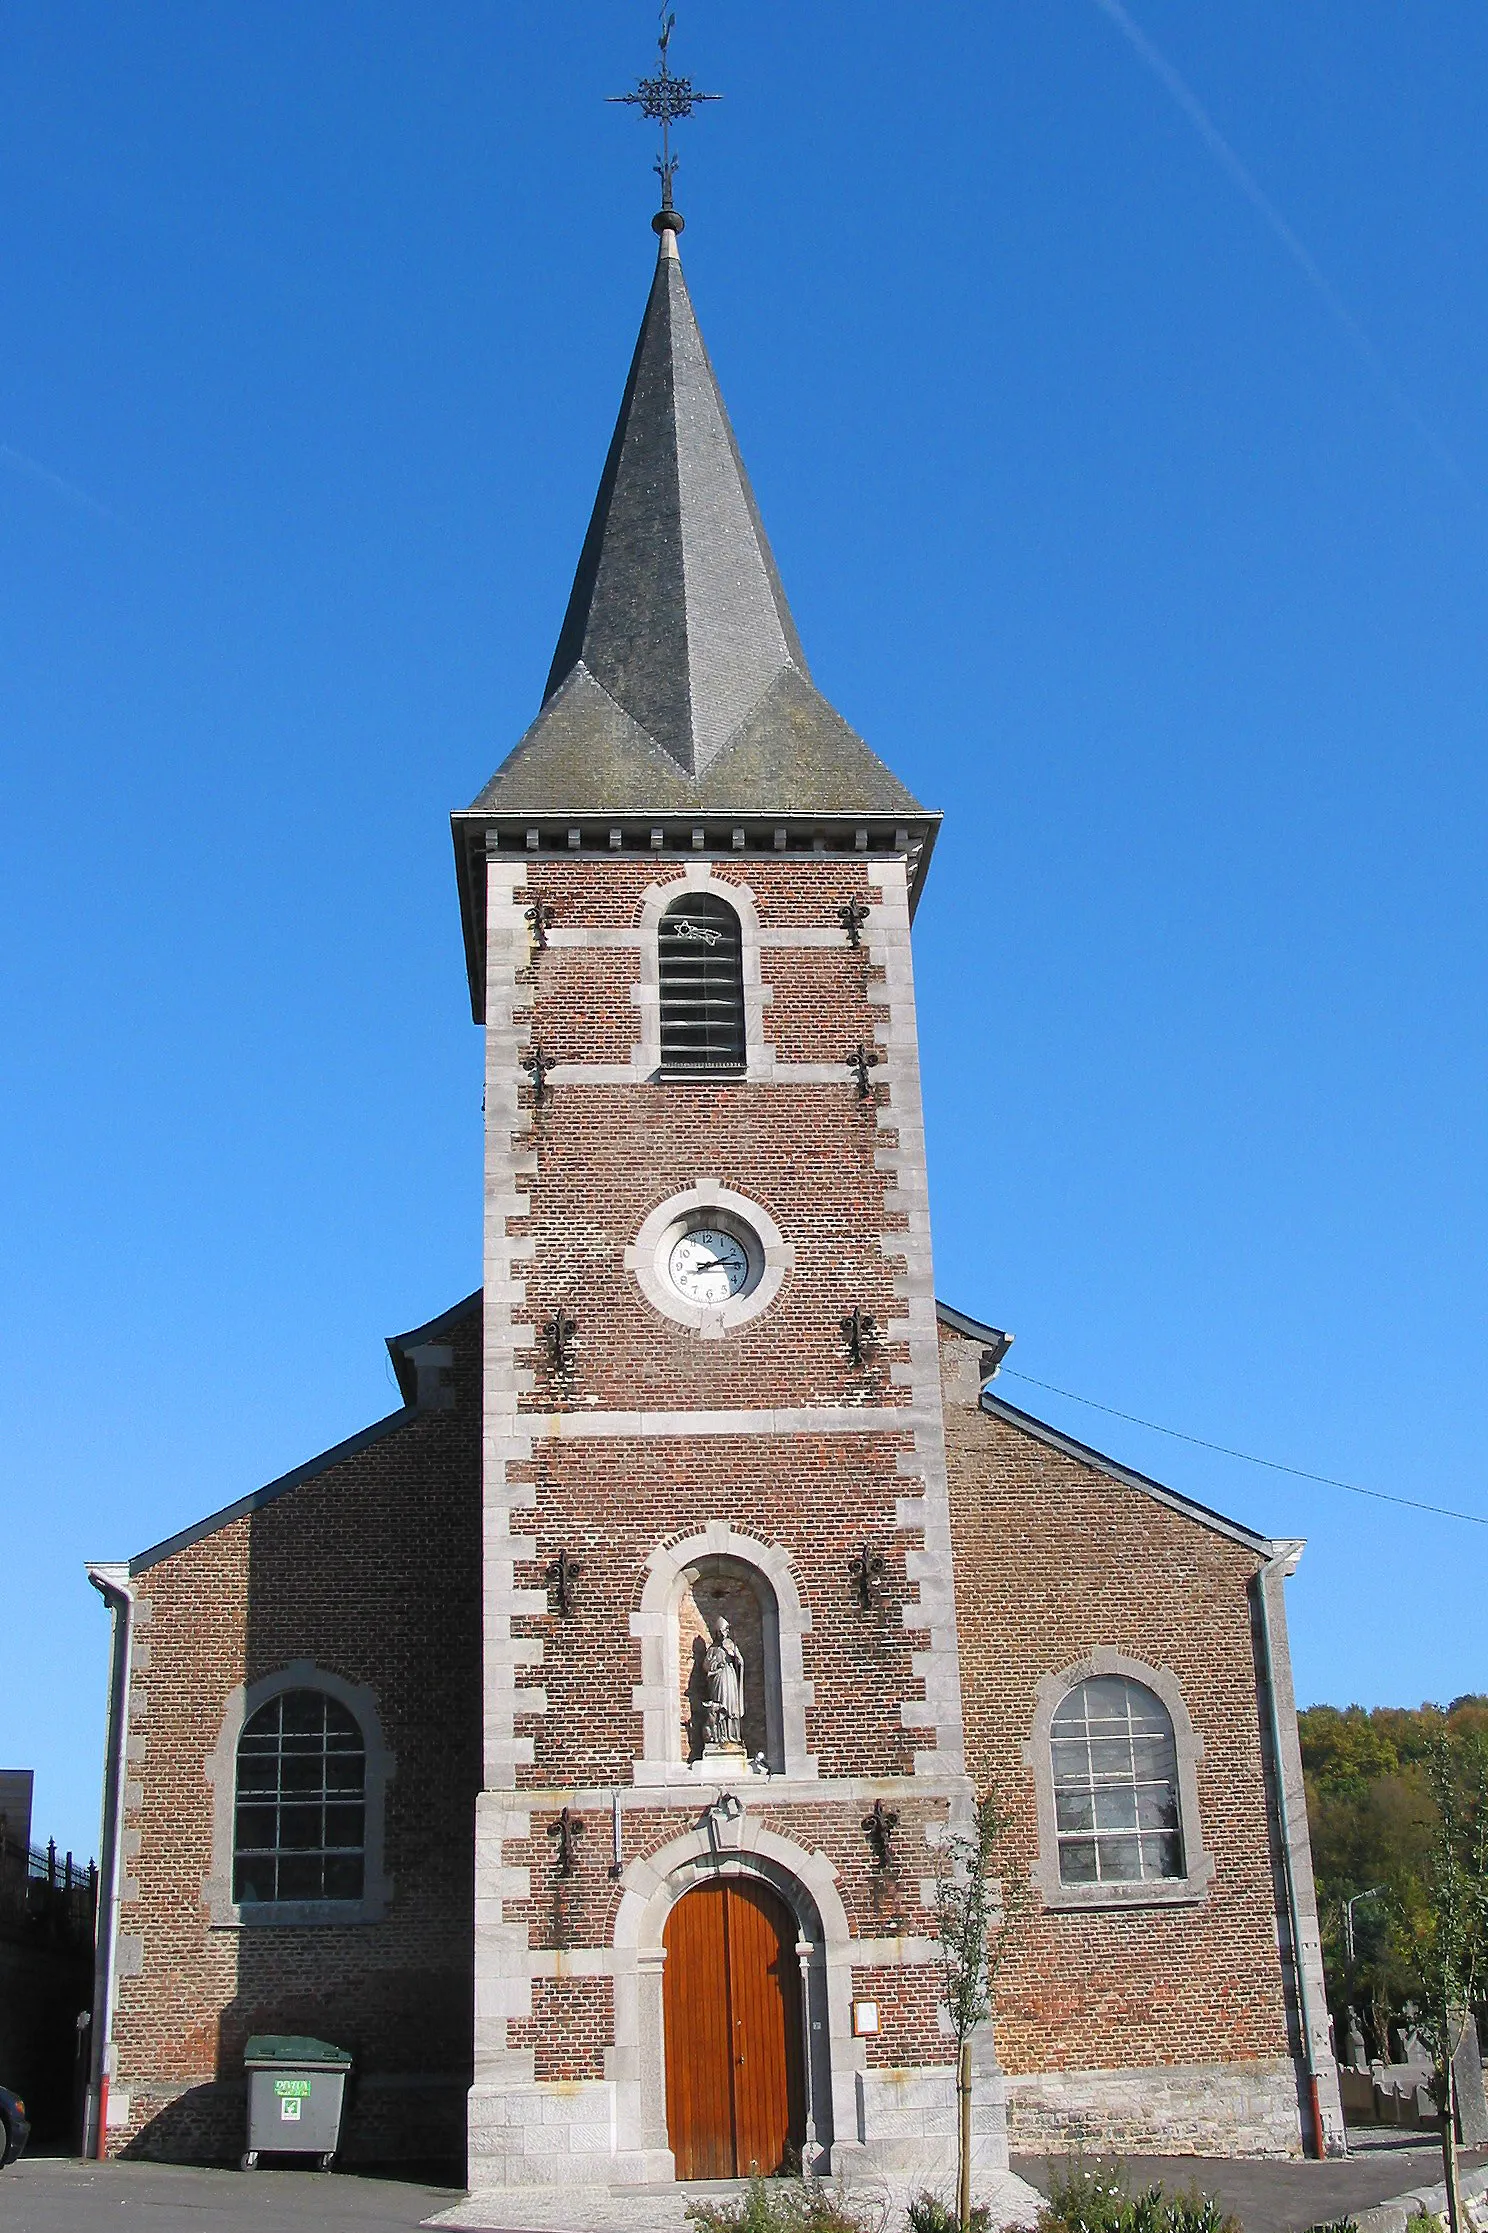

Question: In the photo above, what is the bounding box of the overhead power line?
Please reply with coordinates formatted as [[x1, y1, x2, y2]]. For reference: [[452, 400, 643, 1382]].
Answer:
[[998, 1368, 1488, 1529]]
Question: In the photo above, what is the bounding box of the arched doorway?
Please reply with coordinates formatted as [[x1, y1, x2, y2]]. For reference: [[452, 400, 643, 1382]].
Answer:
[[663, 1877, 806, 2179]]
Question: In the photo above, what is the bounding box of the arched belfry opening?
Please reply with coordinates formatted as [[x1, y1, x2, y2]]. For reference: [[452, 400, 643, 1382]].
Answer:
[[658, 892, 746, 1076]]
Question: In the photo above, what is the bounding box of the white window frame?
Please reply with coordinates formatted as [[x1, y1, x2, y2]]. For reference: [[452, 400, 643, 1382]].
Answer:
[[203, 1661, 396, 1928], [1023, 1648, 1214, 1910]]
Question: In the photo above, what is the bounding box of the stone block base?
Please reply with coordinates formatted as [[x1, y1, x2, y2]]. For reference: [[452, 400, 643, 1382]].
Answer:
[[1005, 2059, 1306, 2159], [468, 2077, 671, 2191], [468, 2058, 1008, 2192], [844, 2060, 1008, 2180]]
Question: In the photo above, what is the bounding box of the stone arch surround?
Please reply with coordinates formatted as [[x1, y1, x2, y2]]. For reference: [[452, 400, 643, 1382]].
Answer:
[[612, 1818, 852, 2179], [632, 1525, 816, 1783], [1023, 1645, 1215, 1911], [632, 867, 775, 1081], [201, 1659, 396, 1928]]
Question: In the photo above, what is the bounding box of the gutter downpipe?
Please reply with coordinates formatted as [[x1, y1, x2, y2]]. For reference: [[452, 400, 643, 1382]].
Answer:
[[86, 1563, 136, 2161], [1253, 1543, 1330, 2161]]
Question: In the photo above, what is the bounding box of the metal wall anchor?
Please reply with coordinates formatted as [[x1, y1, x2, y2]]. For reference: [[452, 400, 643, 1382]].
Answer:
[[841, 1305, 879, 1370], [848, 1044, 882, 1099]]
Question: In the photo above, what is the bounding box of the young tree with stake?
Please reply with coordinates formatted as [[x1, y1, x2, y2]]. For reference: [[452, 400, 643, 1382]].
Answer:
[[935, 1793, 1025, 2233], [1400, 1734, 1488, 2233]]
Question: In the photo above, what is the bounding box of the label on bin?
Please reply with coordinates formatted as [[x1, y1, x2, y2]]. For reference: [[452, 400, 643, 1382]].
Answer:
[[274, 2078, 311, 2099], [280, 2095, 302, 2121]]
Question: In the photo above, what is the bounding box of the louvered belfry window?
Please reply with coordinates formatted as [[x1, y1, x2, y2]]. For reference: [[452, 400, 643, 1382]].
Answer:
[[659, 894, 746, 1076]]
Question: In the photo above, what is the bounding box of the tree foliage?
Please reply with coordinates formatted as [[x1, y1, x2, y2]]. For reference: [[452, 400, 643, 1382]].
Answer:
[[934, 1793, 1022, 2048], [1300, 1696, 1488, 2053]]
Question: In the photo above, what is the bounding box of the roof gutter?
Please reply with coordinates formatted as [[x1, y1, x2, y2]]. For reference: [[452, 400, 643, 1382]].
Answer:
[[1252, 1543, 1342, 2159], [85, 1562, 135, 2160]]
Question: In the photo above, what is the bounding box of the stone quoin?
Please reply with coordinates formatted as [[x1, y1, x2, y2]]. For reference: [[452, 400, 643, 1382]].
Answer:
[[84, 194, 1344, 2189]]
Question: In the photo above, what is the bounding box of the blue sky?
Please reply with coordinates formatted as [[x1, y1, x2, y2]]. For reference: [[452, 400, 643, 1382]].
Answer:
[[3, 3, 1485, 1860]]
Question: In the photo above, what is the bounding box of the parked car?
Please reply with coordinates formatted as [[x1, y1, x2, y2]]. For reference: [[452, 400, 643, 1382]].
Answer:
[[0, 2086, 30, 2166]]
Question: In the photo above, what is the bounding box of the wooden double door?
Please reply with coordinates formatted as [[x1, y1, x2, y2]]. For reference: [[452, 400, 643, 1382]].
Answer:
[[663, 1878, 806, 2180]]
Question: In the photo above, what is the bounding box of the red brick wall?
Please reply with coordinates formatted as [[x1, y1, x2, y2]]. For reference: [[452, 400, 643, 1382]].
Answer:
[[509, 862, 905, 1422], [519, 861, 877, 932], [851, 1965, 953, 2070], [109, 1302, 483, 2161], [513, 1087, 907, 1417], [940, 1326, 1292, 2076], [509, 1978, 615, 2081], [502, 1796, 950, 1962], [509, 1433, 921, 1790]]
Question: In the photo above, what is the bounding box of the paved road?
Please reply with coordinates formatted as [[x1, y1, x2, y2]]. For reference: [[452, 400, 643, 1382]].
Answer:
[[7, 2140, 1485, 2233], [1013, 2137, 1488, 2233], [0, 2155, 465, 2232]]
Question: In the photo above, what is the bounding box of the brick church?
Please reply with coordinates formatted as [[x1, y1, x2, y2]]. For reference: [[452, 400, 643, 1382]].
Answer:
[[84, 198, 1344, 2194]]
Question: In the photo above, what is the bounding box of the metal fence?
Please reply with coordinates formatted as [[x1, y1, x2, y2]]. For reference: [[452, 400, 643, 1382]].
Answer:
[[0, 1827, 97, 1950]]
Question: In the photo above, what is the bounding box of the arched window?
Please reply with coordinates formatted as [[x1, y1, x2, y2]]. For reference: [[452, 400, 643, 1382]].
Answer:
[[1050, 1674, 1183, 1886], [233, 1688, 366, 1904], [658, 893, 746, 1076]]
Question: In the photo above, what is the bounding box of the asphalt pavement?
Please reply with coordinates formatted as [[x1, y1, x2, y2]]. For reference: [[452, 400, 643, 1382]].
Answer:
[[5, 2134, 1485, 2233], [0, 2154, 464, 2232], [1013, 2133, 1488, 2233]]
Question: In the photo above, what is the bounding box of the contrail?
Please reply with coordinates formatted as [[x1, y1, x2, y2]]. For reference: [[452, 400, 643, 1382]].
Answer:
[[0, 443, 118, 522], [1089, 0, 1457, 477]]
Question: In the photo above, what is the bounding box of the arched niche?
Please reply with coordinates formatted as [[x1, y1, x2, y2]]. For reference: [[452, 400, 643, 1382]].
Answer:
[[678, 1555, 781, 1770], [631, 1526, 816, 1785]]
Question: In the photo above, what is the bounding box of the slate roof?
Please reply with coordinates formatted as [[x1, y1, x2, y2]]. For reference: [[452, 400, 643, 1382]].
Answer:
[[463, 226, 924, 820]]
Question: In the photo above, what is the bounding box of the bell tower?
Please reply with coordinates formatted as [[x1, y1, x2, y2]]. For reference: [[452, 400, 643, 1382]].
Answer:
[[451, 202, 987, 2199]]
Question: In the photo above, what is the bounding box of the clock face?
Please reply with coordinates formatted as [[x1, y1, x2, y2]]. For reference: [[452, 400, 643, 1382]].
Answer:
[[667, 1227, 751, 1305]]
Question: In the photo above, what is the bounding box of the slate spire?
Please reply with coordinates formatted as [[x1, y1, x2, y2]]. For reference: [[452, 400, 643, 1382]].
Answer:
[[544, 222, 806, 781], [463, 221, 926, 822]]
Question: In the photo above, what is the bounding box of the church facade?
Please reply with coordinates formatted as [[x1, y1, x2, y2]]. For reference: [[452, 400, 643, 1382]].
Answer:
[[85, 209, 1343, 2191]]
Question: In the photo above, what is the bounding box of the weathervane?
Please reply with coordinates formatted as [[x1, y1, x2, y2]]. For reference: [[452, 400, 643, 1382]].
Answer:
[[608, 7, 719, 220]]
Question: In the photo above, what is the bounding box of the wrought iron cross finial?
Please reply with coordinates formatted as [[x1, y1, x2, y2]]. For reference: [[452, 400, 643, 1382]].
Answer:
[[546, 1544, 582, 1618], [849, 1541, 887, 1611], [608, 6, 720, 213], [863, 1798, 900, 1871], [839, 898, 870, 949], [522, 1043, 555, 1108], [548, 1807, 584, 1877], [848, 1043, 882, 1100], [841, 1305, 879, 1371], [543, 1305, 578, 1377]]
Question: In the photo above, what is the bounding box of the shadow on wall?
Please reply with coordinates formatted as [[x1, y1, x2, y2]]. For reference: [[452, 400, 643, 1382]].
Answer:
[[122, 1306, 485, 2172]]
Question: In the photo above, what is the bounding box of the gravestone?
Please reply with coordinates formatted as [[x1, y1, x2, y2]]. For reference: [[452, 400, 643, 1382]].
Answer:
[[1453, 2012, 1488, 2146], [1346, 2006, 1370, 2073], [1400, 2003, 1433, 2073]]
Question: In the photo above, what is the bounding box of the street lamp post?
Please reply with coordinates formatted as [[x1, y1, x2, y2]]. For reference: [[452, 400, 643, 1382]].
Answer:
[[1344, 1885, 1387, 1966]]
